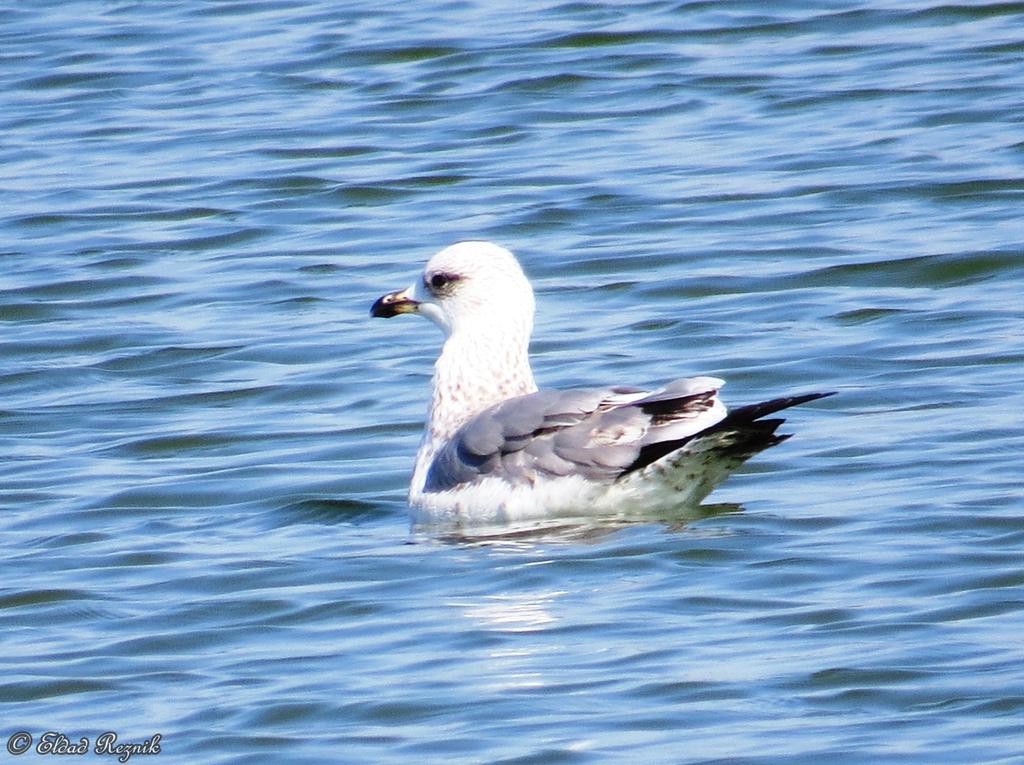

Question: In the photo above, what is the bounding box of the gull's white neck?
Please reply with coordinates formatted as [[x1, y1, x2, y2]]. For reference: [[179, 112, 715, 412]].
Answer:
[[411, 323, 537, 496]]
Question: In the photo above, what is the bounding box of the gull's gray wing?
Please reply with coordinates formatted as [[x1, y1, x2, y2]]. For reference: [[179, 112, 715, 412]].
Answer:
[[423, 378, 724, 493]]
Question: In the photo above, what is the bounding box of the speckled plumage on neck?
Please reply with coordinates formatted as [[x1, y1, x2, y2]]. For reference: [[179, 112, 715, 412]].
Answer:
[[412, 312, 538, 498]]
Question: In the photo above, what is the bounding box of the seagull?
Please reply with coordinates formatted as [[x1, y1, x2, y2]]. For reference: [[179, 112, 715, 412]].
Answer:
[[371, 241, 832, 527]]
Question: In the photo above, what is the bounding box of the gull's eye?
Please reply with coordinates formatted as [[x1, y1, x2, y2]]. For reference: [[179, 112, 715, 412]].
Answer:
[[428, 272, 459, 291]]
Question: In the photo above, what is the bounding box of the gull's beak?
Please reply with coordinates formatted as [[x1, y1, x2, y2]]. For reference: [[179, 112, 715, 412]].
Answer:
[[370, 286, 419, 318]]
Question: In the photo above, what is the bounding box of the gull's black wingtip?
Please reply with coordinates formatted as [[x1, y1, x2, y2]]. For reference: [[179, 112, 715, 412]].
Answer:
[[622, 392, 833, 477], [796, 391, 837, 404], [720, 391, 836, 426]]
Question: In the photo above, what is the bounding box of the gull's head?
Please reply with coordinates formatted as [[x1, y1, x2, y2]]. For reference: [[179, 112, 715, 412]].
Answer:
[[371, 241, 534, 338]]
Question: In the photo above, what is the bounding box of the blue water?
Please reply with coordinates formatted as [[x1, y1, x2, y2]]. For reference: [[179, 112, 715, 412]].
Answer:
[[3, 1, 1024, 763]]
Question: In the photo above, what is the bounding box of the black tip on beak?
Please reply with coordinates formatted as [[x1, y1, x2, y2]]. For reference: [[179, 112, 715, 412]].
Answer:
[[370, 288, 418, 318]]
